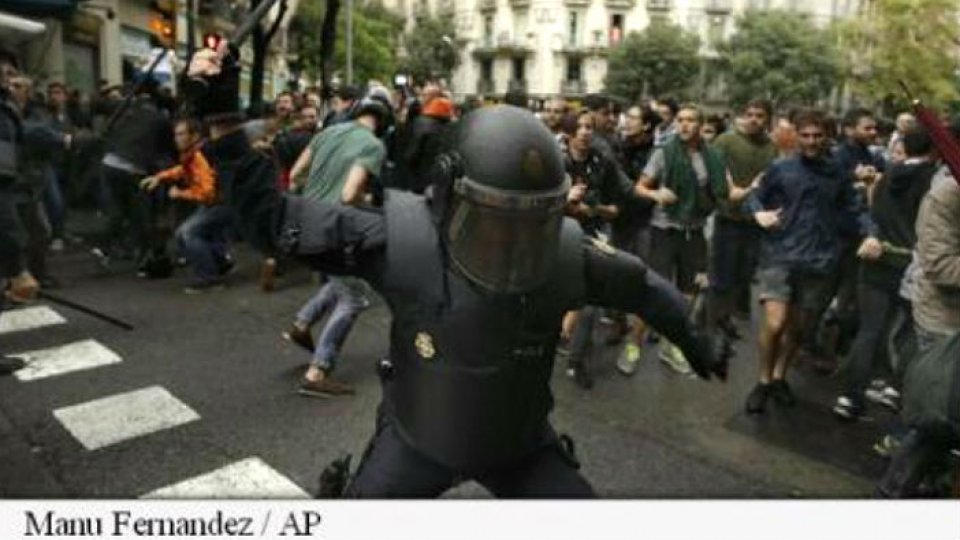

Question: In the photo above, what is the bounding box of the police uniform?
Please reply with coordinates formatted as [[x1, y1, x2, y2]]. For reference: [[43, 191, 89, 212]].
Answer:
[[187, 57, 725, 497]]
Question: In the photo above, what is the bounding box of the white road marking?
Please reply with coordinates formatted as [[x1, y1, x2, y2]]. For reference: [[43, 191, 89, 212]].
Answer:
[[142, 457, 310, 499], [53, 386, 200, 450], [12, 339, 122, 381], [0, 306, 66, 335]]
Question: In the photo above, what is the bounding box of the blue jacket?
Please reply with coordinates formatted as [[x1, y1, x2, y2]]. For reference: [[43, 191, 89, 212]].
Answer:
[[745, 155, 877, 274]]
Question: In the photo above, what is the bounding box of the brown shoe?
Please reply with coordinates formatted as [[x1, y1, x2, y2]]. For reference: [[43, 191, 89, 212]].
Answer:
[[283, 324, 315, 353], [298, 376, 356, 398], [259, 258, 277, 292]]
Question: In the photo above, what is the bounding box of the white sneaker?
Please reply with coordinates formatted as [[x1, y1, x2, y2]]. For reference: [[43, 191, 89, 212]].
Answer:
[[658, 342, 691, 375], [865, 386, 900, 411], [50, 238, 65, 252]]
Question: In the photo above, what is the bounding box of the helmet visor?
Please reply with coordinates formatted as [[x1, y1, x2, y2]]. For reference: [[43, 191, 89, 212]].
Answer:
[[446, 175, 570, 294]]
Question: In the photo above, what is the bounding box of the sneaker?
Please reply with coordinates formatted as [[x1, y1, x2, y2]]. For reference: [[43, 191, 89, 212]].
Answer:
[[283, 324, 315, 353], [259, 258, 277, 292], [833, 395, 865, 421], [298, 376, 356, 397], [49, 238, 65, 252], [865, 385, 900, 411], [769, 379, 796, 407], [90, 247, 111, 269], [0, 355, 26, 376], [184, 278, 226, 294], [872, 434, 901, 458], [616, 343, 642, 376], [175, 256, 188, 268], [658, 342, 691, 375], [745, 383, 770, 414]]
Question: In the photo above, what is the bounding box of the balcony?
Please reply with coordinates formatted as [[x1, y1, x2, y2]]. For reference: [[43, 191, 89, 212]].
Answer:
[[559, 38, 609, 57], [605, 0, 636, 9], [564, 0, 591, 7], [479, 0, 497, 12], [473, 35, 534, 58], [704, 0, 732, 14], [509, 0, 531, 8], [561, 80, 586, 95], [647, 0, 672, 11], [477, 79, 495, 95]]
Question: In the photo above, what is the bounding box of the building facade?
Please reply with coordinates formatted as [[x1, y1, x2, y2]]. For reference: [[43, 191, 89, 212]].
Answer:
[[383, 0, 861, 100], [11, 0, 292, 104]]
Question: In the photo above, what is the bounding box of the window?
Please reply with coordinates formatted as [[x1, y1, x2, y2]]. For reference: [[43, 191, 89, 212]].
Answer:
[[483, 14, 494, 46], [567, 58, 582, 82], [609, 14, 624, 46], [568, 11, 580, 47], [512, 57, 525, 81], [481, 59, 493, 81]]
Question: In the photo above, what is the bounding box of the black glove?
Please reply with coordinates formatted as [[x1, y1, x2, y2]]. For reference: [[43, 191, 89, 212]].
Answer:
[[184, 43, 241, 123], [682, 328, 728, 381]]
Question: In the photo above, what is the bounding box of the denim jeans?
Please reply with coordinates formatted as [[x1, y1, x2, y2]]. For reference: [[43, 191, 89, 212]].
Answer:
[[174, 204, 233, 282], [708, 217, 759, 316], [841, 282, 904, 401], [296, 278, 366, 371], [42, 167, 65, 239]]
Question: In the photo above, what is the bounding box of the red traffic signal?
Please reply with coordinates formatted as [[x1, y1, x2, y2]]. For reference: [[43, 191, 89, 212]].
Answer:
[[203, 32, 222, 50]]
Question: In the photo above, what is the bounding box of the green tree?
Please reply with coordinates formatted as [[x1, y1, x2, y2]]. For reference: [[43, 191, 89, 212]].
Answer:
[[398, 15, 460, 84], [604, 23, 701, 102], [292, 0, 401, 87], [720, 10, 841, 108], [841, 0, 960, 111]]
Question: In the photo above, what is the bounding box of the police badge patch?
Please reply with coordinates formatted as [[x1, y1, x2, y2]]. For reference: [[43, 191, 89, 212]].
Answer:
[[414, 332, 436, 359]]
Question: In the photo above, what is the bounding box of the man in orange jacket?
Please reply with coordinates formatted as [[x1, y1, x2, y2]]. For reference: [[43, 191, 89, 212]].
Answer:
[[142, 118, 235, 293]]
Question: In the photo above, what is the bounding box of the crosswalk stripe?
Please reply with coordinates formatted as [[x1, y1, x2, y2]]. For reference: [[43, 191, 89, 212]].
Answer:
[[53, 386, 200, 451], [141, 457, 310, 499], [12, 339, 122, 381], [0, 306, 66, 335]]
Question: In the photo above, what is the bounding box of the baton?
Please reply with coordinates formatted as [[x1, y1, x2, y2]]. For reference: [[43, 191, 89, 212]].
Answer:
[[37, 291, 134, 331], [231, 0, 283, 45]]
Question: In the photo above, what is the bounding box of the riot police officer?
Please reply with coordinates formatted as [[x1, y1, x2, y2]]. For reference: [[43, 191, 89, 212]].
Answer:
[[187, 43, 727, 497]]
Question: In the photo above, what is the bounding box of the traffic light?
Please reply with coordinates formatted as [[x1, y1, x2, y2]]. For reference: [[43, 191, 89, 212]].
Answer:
[[149, 0, 176, 48]]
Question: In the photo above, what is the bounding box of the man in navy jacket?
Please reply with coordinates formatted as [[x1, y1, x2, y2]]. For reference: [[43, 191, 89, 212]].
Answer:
[[743, 108, 880, 415]]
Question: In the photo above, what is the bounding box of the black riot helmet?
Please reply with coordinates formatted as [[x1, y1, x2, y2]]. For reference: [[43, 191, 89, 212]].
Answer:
[[441, 105, 570, 294]]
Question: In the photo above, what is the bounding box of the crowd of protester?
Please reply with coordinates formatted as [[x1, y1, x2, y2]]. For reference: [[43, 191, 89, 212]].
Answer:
[[1, 44, 958, 497]]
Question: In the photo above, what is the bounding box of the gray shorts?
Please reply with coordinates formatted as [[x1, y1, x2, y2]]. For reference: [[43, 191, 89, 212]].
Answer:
[[757, 265, 833, 312]]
